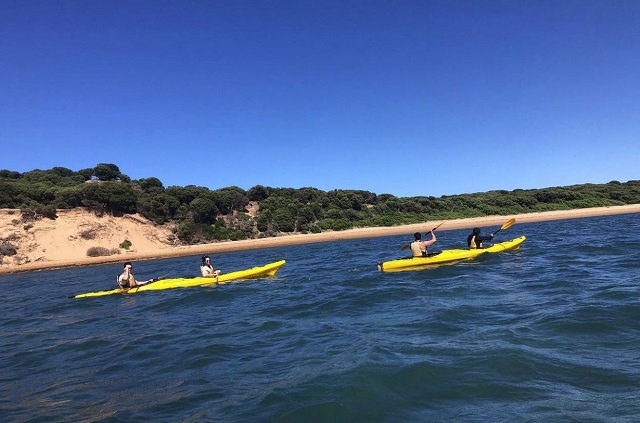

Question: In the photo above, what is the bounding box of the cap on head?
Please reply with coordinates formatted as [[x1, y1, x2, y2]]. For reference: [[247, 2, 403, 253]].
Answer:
[[414, 232, 422, 240], [473, 227, 481, 235]]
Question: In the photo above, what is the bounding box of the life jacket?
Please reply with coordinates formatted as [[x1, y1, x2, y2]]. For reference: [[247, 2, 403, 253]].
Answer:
[[201, 264, 215, 276], [118, 273, 137, 288]]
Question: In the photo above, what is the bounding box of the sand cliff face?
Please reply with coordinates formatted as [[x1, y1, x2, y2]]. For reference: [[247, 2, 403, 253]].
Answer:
[[0, 209, 174, 270]]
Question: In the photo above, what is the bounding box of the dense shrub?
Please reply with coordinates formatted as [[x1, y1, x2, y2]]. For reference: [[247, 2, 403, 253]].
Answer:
[[79, 228, 98, 240], [2, 233, 20, 242], [0, 243, 18, 256], [174, 222, 215, 244], [86, 247, 120, 257]]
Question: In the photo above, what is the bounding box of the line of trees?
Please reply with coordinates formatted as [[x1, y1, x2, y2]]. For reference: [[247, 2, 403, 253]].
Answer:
[[1, 164, 639, 244]]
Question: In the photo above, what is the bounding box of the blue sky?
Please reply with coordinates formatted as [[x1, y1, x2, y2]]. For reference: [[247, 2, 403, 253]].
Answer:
[[2, 0, 638, 197]]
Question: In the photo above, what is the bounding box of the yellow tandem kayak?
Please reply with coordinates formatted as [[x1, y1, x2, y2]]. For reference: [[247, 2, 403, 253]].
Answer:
[[378, 236, 525, 272], [71, 260, 286, 298]]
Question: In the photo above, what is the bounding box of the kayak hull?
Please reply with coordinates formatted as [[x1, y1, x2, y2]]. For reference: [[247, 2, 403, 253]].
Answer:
[[72, 260, 286, 298], [378, 236, 525, 272]]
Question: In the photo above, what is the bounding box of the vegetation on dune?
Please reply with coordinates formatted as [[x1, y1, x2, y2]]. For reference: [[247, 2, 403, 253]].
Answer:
[[0, 242, 18, 257], [86, 246, 120, 257], [1, 164, 639, 245]]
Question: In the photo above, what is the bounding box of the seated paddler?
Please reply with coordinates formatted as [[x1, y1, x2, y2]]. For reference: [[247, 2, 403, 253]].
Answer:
[[410, 230, 437, 257]]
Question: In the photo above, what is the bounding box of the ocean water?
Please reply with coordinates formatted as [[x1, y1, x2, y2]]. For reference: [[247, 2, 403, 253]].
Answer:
[[2, 213, 640, 422]]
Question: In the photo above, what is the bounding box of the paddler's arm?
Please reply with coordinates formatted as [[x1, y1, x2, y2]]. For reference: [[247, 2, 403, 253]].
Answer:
[[118, 266, 132, 286], [423, 230, 437, 247]]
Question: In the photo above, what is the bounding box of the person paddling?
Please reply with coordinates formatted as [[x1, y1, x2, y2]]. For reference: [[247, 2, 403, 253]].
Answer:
[[200, 255, 222, 277], [410, 230, 437, 257], [118, 262, 157, 289], [467, 227, 494, 249]]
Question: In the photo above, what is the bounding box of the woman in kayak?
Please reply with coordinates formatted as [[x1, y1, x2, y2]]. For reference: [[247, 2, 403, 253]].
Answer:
[[201, 255, 222, 277], [467, 227, 494, 249], [410, 230, 437, 257], [118, 262, 156, 289]]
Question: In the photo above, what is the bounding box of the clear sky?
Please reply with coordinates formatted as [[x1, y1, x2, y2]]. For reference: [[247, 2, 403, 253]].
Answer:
[[2, 0, 639, 198]]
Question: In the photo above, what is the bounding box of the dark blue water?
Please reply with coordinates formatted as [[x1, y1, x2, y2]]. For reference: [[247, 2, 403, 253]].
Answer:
[[2, 213, 640, 422]]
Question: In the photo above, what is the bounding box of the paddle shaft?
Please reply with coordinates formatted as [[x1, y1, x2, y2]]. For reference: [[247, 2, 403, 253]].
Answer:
[[400, 223, 443, 250]]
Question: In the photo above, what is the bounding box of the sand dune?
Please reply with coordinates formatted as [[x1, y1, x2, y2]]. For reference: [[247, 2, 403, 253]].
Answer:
[[1, 204, 639, 274]]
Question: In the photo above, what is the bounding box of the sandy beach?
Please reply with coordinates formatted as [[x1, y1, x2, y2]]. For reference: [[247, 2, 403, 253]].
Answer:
[[1, 204, 639, 274]]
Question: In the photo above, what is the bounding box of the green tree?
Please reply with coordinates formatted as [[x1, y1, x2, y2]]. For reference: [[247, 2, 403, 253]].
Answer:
[[166, 185, 207, 205], [188, 198, 219, 224], [139, 177, 164, 192], [174, 222, 215, 244], [77, 168, 94, 180], [272, 209, 295, 232], [93, 163, 121, 181], [256, 214, 270, 232], [0, 170, 20, 179], [213, 187, 249, 214], [53, 186, 79, 209], [51, 167, 75, 177], [80, 182, 137, 214], [248, 185, 270, 201]]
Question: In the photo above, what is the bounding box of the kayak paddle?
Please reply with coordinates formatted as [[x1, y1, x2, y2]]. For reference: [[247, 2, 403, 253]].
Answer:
[[130, 275, 166, 287], [400, 222, 443, 250], [491, 218, 516, 237]]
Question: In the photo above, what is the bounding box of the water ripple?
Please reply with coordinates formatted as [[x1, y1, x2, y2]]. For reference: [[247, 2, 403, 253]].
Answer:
[[2, 213, 640, 421]]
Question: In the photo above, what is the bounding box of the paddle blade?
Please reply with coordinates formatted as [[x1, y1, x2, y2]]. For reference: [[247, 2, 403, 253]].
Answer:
[[500, 218, 516, 231], [493, 218, 516, 236]]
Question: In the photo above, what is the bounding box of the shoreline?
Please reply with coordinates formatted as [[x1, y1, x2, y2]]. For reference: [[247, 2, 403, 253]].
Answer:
[[2, 204, 639, 275]]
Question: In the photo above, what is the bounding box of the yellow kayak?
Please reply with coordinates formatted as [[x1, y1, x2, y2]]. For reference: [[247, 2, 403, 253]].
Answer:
[[71, 260, 286, 298], [378, 236, 525, 272]]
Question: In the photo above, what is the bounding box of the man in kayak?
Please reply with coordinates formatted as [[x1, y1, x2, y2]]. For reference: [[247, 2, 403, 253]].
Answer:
[[118, 262, 156, 289], [200, 255, 222, 277], [467, 227, 494, 249], [410, 230, 437, 257]]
